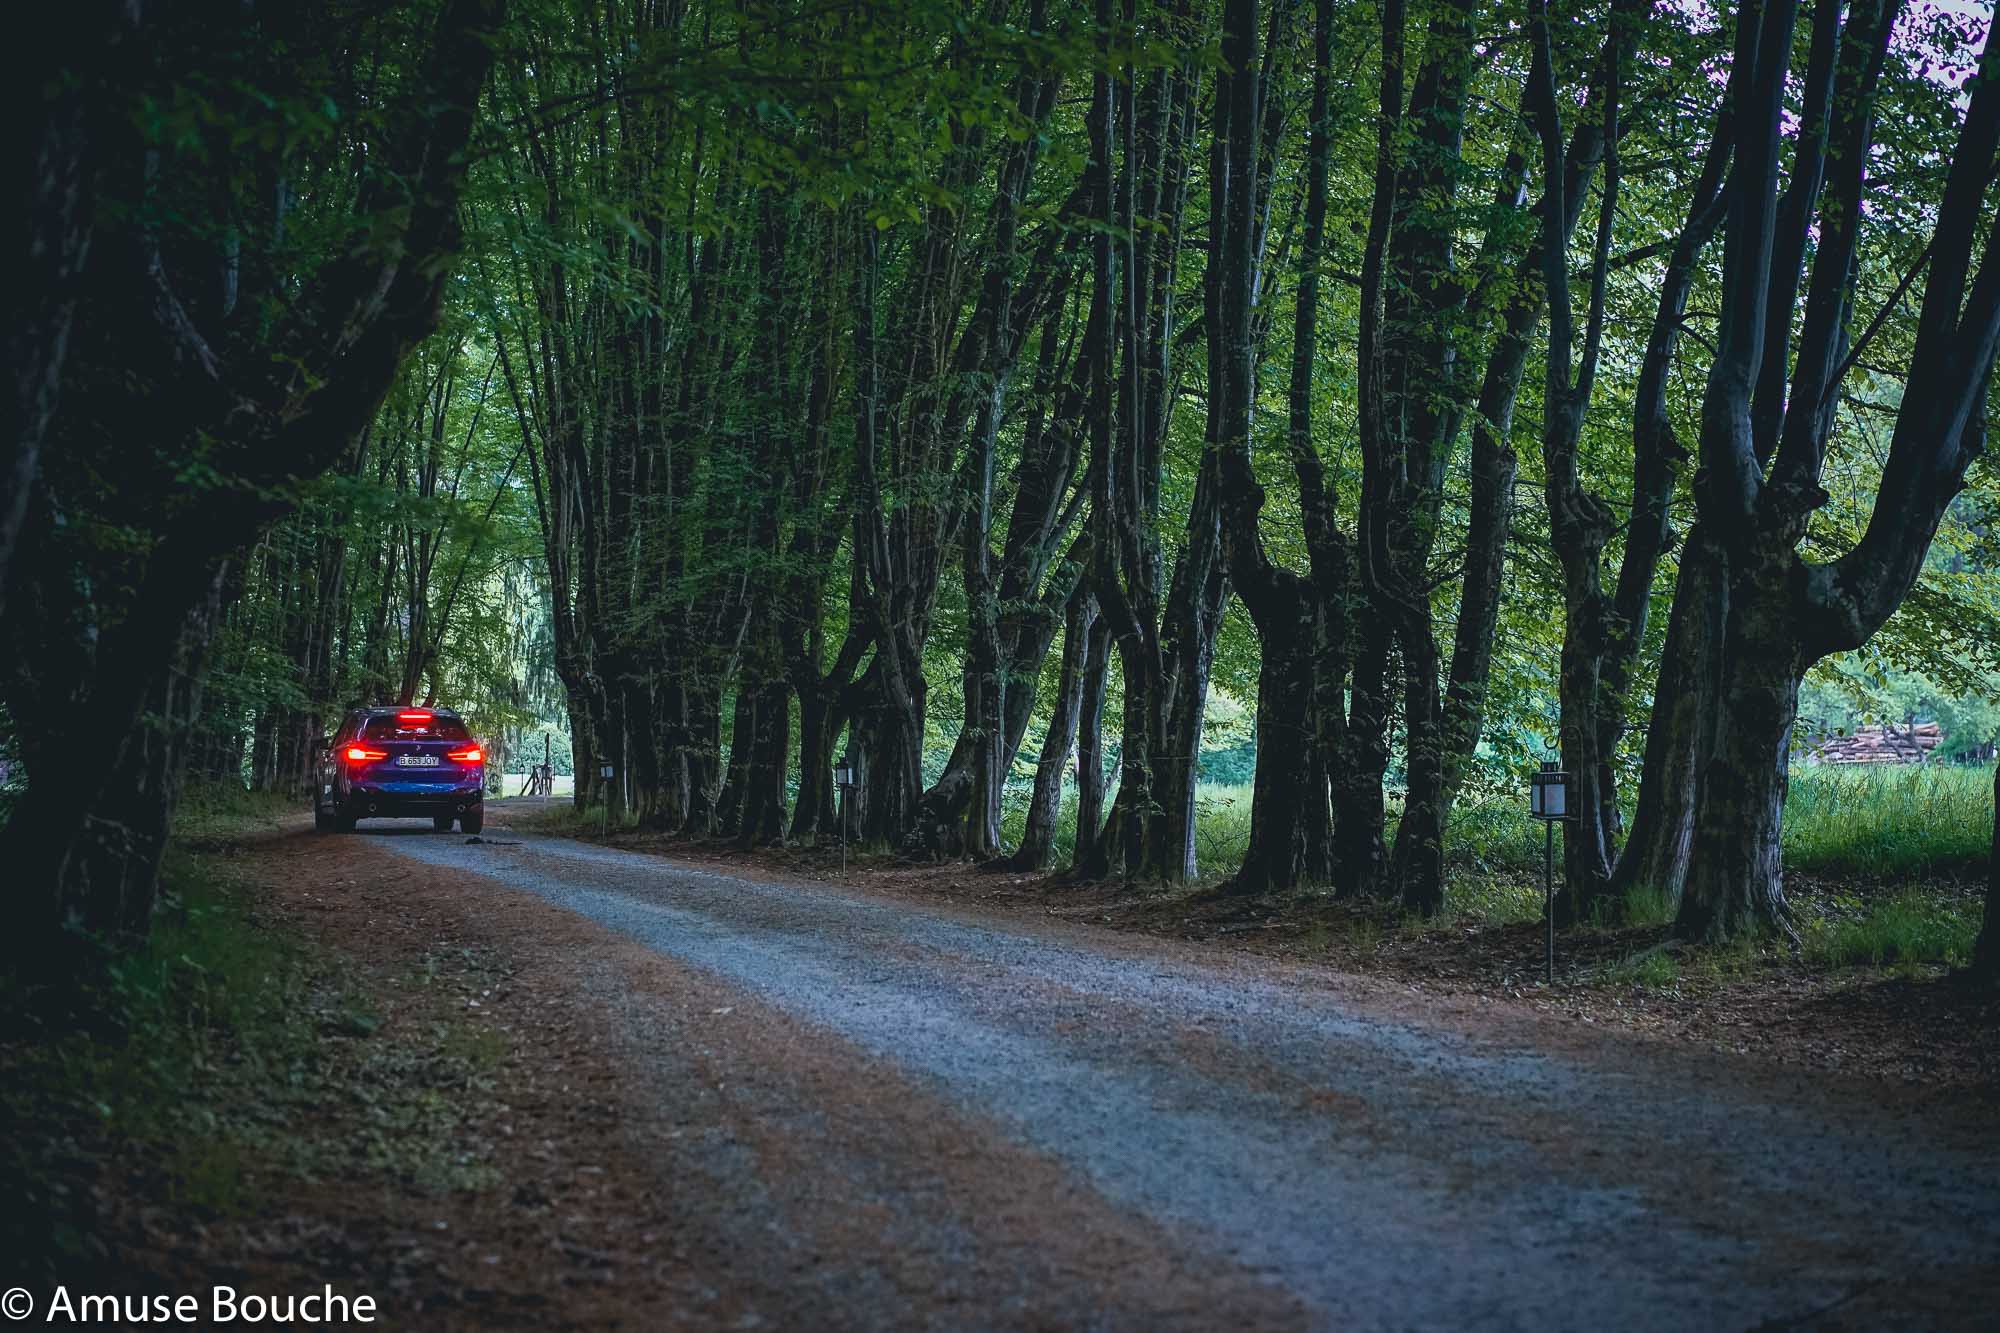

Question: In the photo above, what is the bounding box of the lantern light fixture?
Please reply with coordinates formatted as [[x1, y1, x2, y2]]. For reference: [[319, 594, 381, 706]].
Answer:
[[1529, 760, 1571, 822], [834, 752, 858, 879], [1527, 750, 1574, 985]]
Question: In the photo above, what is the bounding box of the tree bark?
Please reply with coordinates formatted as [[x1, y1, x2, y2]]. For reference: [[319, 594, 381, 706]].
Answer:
[[1972, 763, 2000, 982], [1, 8, 101, 624], [1363, 0, 1475, 916], [1610, 543, 1726, 907], [0, 0, 504, 961], [1673, 0, 2000, 940], [1069, 611, 1114, 879], [1676, 539, 1801, 940], [1334, 617, 1392, 899], [1529, 0, 1627, 919], [1005, 586, 1097, 873]]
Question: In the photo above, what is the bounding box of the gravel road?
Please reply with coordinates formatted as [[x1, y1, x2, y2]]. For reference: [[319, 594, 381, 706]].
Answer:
[[371, 820, 2000, 1330]]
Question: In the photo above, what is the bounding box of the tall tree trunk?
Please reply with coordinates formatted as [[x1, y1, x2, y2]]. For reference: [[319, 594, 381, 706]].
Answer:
[[1528, 0, 1628, 918], [1672, 0, 2000, 940], [1971, 763, 2000, 982], [1439, 364, 1521, 806], [0, 0, 503, 962], [1677, 541, 1800, 940], [791, 687, 840, 844], [1228, 619, 1313, 895], [1, 9, 99, 622], [1334, 617, 1392, 898], [1156, 484, 1228, 883], [1590, 160, 1729, 908], [1359, 0, 1475, 916], [1069, 612, 1113, 878], [735, 672, 792, 850], [1611, 526, 1725, 904], [1006, 588, 1096, 873], [7, 562, 226, 955], [1393, 628, 1448, 913]]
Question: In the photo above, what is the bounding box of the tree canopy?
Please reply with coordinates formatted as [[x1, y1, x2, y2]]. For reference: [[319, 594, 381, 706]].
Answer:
[[6, 0, 2000, 967]]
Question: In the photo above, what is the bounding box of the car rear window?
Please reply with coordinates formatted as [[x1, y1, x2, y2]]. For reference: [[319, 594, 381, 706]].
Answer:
[[361, 716, 471, 741]]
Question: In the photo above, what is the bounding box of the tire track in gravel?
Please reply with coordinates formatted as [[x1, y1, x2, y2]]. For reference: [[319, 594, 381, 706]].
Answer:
[[368, 825, 2000, 1331]]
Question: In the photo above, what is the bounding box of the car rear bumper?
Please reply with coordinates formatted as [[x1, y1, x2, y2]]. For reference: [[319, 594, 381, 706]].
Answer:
[[344, 782, 483, 815]]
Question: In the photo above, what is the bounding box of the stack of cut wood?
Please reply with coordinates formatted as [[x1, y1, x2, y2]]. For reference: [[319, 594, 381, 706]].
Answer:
[[1804, 721, 1942, 764]]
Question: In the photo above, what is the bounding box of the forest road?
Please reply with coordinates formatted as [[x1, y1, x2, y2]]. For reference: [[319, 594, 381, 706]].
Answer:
[[368, 816, 2000, 1332]]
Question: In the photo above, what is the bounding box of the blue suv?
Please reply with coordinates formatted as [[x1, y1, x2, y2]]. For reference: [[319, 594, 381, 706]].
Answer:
[[315, 707, 486, 833]]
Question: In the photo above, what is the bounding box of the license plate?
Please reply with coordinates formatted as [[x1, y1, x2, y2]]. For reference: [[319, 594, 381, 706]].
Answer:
[[395, 754, 441, 768]]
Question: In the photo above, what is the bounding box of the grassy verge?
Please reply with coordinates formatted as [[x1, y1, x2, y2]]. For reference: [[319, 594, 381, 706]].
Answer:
[[173, 783, 307, 844], [1000, 765, 1992, 887], [0, 834, 504, 1287], [1586, 888, 1982, 998], [519, 762, 1993, 893], [511, 764, 1990, 1000], [1799, 890, 1983, 970], [1445, 765, 1994, 882]]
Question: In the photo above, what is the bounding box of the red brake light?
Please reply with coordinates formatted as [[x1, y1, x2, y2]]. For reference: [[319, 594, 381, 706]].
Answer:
[[345, 746, 386, 762], [448, 747, 483, 764], [397, 710, 433, 724]]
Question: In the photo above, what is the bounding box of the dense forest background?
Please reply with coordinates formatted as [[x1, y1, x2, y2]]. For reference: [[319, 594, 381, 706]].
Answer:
[[6, 0, 2000, 968]]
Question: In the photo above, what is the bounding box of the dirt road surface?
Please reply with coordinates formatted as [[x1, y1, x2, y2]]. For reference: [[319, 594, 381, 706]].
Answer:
[[328, 808, 2000, 1330]]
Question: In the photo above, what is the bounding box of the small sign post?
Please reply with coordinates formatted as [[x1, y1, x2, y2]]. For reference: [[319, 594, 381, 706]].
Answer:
[[1529, 751, 1575, 985], [599, 762, 614, 839]]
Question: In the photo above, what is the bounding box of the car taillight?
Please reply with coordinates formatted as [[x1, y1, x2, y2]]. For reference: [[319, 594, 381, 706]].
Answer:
[[346, 746, 387, 762], [449, 747, 483, 764], [397, 710, 432, 724]]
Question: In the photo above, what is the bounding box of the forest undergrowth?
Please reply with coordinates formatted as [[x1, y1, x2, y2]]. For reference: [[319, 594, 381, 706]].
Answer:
[[0, 793, 507, 1292]]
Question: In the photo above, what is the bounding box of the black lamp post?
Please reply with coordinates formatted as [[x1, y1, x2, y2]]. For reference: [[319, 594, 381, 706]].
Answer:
[[599, 761, 614, 838], [1529, 754, 1574, 984], [833, 754, 857, 878]]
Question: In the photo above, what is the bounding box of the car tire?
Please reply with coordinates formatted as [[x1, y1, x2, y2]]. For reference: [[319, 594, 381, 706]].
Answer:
[[433, 814, 454, 832], [459, 807, 484, 835], [314, 805, 335, 833], [335, 808, 358, 833]]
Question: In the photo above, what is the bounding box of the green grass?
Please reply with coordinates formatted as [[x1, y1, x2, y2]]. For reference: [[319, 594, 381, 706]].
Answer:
[[1781, 764, 1994, 879], [173, 783, 303, 842], [540, 762, 1990, 948], [1617, 883, 1680, 927], [1445, 764, 1994, 883], [1443, 795, 1548, 874], [993, 782, 1261, 871], [1801, 890, 1982, 969], [1191, 783, 1254, 869], [1442, 872, 1545, 925]]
